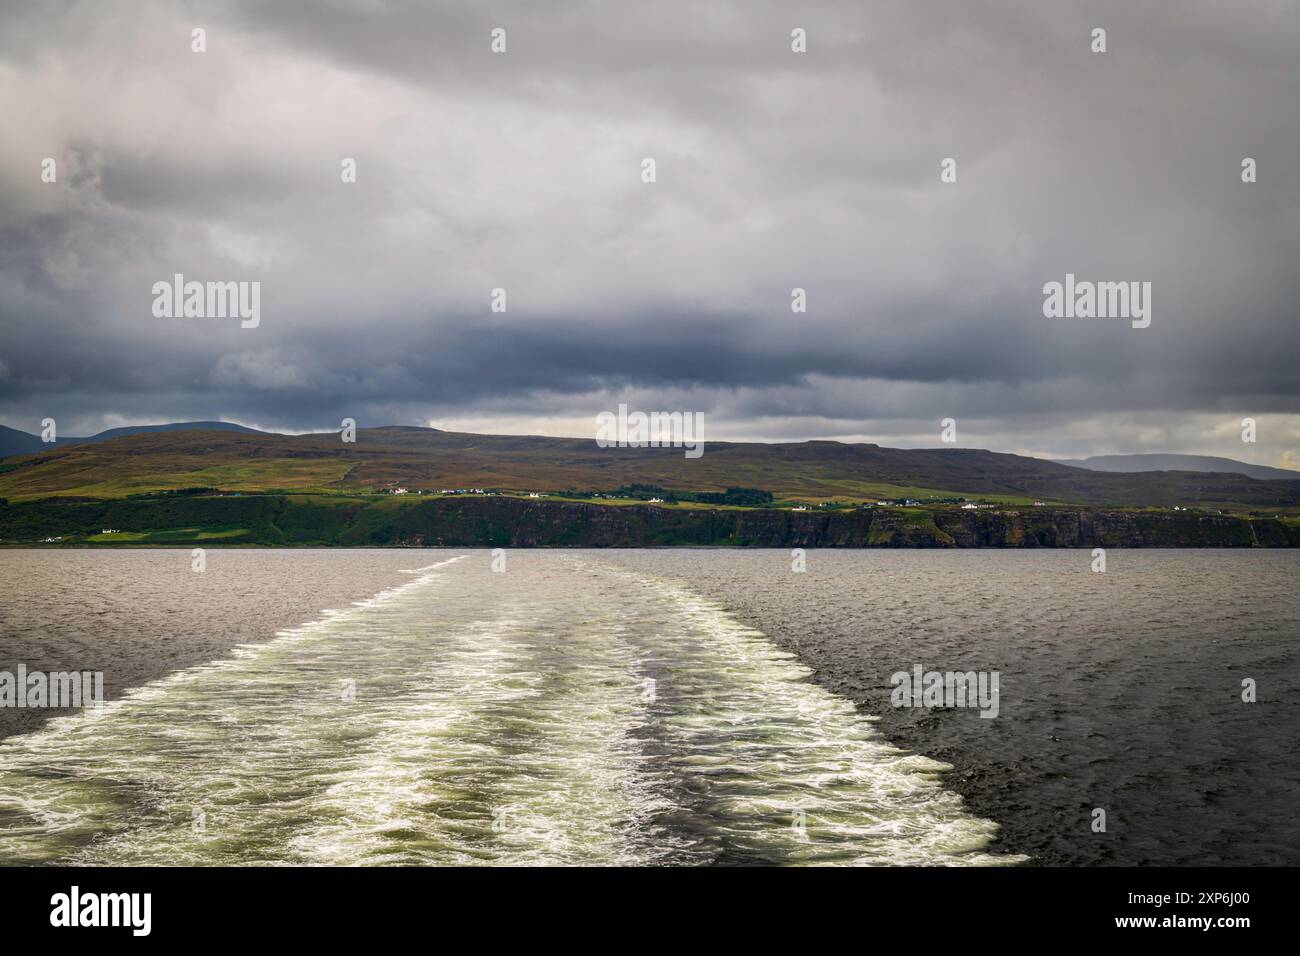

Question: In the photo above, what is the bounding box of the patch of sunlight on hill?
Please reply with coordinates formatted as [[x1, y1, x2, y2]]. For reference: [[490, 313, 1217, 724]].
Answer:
[[821, 479, 1039, 505], [0, 459, 355, 500]]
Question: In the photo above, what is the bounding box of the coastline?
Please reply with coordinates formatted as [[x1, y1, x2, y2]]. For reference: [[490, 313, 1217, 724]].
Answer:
[[2, 494, 1296, 549]]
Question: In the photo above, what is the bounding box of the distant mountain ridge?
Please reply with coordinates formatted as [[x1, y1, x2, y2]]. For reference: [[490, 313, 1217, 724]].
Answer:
[[0, 421, 265, 457], [1058, 453, 1298, 481]]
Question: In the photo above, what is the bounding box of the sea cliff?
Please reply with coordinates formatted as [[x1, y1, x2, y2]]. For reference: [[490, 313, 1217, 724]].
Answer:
[[2, 494, 1295, 548]]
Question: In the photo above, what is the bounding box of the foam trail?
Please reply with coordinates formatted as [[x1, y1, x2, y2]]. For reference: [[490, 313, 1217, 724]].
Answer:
[[0, 553, 1021, 866]]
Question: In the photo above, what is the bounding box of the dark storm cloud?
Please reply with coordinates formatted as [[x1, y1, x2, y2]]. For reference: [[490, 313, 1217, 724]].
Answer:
[[0, 0, 1296, 461]]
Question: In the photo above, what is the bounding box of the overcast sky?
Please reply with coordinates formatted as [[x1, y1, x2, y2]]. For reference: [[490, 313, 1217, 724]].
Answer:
[[1, 0, 1297, 466]]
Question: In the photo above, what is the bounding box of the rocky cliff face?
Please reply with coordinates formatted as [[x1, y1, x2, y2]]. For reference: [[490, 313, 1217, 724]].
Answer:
[[3, 493, 1294, 547], [359, 497, 1298, 549]]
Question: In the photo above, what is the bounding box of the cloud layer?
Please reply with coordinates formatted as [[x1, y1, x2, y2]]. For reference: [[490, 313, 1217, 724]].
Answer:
[[1, 0, 1297, 464]]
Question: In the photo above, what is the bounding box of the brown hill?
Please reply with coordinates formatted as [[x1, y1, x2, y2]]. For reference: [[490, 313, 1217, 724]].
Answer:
[[1, 425, 1298, 509]]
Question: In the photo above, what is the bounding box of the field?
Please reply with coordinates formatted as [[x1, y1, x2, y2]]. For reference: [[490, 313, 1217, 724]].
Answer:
[[2, 426, 1298, 513]]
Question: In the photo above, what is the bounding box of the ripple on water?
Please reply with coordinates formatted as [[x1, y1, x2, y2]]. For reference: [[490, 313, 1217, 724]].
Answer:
[[0, 554, 1021, 866]]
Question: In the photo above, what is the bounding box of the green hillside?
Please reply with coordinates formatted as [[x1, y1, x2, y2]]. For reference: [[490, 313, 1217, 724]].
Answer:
[[2, 425, 1298, 511]]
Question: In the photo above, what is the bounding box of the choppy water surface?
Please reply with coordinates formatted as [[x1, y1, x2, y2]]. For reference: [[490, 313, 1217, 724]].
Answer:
[[604, 549, 1300, 866], [0, 552, 1016, 866]]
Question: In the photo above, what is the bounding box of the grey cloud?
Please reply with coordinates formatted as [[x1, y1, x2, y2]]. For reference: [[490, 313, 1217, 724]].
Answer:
[[0, 0, 1296, 463]]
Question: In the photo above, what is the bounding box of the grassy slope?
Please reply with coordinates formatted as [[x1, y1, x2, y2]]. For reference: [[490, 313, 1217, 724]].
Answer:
[[1, 426, 1299, 511]]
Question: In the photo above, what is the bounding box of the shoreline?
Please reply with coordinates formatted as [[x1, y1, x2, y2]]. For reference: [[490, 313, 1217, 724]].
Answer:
[[3, 494, 1297, 549]]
